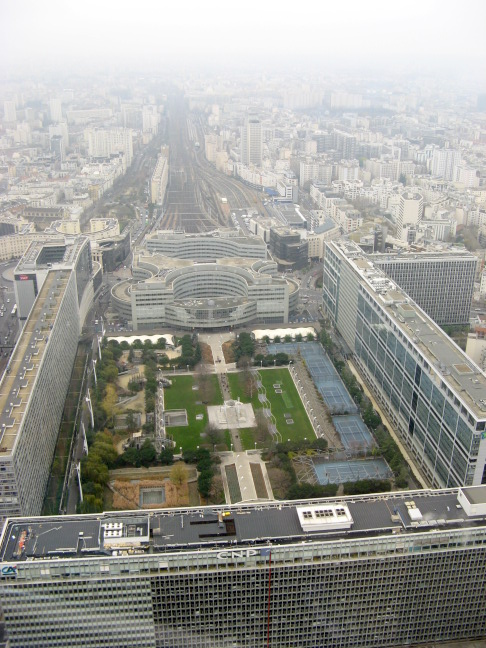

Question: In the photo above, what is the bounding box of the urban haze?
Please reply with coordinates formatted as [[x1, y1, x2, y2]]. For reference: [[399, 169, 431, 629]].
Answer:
[[0, 1, 486, 647]]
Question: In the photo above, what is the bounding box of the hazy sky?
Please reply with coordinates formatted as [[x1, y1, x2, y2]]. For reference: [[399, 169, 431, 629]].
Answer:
[[1, 0, 486, 80]]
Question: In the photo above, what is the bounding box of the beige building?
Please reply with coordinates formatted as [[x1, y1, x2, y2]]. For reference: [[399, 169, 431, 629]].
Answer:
[[150, 148, 169, 205]]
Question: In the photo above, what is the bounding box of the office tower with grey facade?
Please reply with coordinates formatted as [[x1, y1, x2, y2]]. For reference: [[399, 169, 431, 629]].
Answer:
[[1, 487, 486, 647], [323, 240, 486, 489], [369, 248, 477, 326]]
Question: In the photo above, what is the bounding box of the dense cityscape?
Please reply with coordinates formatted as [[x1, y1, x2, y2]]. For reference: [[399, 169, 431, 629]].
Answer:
[[0, 1, 486, 646]]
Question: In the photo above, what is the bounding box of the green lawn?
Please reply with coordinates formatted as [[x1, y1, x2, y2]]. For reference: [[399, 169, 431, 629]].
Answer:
[[227, 368, 315, 446], [164, 375, 227, 452]]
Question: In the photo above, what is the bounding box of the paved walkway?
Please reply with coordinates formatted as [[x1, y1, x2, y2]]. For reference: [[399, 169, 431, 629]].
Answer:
[[198, 331, 235, 374], [217, 371, 243, 451]]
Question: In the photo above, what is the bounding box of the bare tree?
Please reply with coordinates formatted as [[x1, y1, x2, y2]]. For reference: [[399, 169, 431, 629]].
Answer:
[[238, 356, 256, 399], [170, 462, 188, 487], [267, 467, 292, 499], [204, 423, 223, 448], [208, 474, 225, 504], [255, 409, 272, 445], [195, 362, 215, 404]]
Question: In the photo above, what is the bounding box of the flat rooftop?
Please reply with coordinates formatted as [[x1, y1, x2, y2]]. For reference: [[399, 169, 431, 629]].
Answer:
[[16, 236, 88, 272], [334, 240, 486, 419], [370, 248, 476, 263], [1, 487, 485, 563], [0, 270, 71, 454], [146, 229, 267, 247]]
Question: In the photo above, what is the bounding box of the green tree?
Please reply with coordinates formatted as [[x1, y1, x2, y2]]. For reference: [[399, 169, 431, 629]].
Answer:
[[363, 403, 381, 429], [79, 494, 103, 514], [160, 448, 175, 465], [120, 447, 141, 467], [139, 439, 156, 466], [198, 471, 213, 498]]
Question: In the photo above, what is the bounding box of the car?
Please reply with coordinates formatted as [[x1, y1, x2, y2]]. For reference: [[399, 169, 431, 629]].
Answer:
[[6, 299, 10, 303]]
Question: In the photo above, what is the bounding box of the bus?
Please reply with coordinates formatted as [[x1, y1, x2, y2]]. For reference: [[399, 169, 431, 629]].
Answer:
[[11, 304, 17, 317]]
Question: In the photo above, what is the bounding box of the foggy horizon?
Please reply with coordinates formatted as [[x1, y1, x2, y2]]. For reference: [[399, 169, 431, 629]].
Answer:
[[1, 0, 486, 84]]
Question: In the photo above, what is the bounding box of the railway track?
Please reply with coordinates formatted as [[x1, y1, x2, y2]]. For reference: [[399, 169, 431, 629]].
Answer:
[[162, 96, 267, 233]]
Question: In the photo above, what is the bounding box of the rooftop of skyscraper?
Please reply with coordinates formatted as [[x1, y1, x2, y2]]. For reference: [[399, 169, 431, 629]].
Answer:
[[1, 486, 486, 563]]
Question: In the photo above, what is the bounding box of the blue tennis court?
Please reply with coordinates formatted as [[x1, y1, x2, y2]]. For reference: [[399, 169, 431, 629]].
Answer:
[[268, 342, 358, 414], [312, 459, 392, 485], [332, 415, 375, 451]]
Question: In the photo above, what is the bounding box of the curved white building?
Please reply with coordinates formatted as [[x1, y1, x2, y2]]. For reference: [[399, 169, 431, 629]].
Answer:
[[145, 229, 268, 260], [112, 250, 298, 331]]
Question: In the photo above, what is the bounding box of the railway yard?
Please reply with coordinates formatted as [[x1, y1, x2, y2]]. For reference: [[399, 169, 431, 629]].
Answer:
[[161, 92, 266, 232]]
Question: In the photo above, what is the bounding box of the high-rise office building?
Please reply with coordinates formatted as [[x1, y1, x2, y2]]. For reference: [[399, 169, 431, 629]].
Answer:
[[240, 116, 262, 167], [322, 240, 486, 489], [1, 487, 486, 647], [269, 227, 308, 271], [370, 248, 477, 326], [0, 239, 93, 524]]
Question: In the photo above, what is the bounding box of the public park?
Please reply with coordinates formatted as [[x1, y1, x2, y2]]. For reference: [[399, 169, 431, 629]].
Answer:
[[47, 328, 408, 515]]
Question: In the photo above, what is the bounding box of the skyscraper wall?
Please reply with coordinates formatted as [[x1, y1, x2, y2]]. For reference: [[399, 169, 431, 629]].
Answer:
[[1, 488, 486, 647], [323, 240, 486, 489]]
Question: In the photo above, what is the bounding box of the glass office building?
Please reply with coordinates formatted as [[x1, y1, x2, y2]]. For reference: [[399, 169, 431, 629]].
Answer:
[[1, 487, 486, 647], [323, 240, 486, 489]]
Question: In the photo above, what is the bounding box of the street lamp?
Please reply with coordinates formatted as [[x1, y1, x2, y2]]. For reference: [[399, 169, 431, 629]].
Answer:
[[254, 441, 257, 450]]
